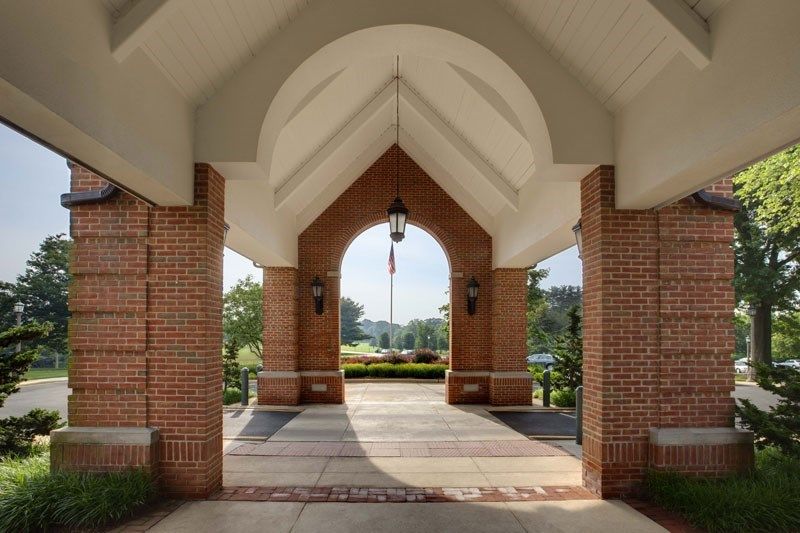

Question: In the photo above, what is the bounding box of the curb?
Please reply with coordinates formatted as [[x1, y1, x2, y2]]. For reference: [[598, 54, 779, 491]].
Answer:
[[20, 376, 68, 386]]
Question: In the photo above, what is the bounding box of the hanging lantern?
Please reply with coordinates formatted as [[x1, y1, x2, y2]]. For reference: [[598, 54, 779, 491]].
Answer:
[[387, 56, 409, 243], [387, 196, 409, 243]]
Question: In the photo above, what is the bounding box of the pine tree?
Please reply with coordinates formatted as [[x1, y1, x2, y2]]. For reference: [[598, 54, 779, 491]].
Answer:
[[222, 338, 241, 391], [551, 305, 583, 390]]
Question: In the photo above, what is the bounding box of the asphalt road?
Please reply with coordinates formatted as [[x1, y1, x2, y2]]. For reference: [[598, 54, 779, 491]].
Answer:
[[0, 381, 782, 435], [0, 380, 69, 421]]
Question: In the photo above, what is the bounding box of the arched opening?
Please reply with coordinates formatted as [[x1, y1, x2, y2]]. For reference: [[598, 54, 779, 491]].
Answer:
[[339, 223, 450, 403]]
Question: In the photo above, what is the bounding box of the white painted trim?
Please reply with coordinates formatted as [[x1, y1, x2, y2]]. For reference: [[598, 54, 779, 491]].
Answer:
[[275, 81, 395, 210], [399, 81, 519, 211], [111, 0, 185, 62], [640, 0, 711, 69]]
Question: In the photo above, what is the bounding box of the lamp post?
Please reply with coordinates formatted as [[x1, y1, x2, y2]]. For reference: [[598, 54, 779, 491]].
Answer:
[[13, 302, 24, 353], [746, 303, 757, 381]]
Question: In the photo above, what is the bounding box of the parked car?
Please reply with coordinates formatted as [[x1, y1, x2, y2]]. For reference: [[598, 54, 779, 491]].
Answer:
[[400, 349, 414, 355], [734, 360, 749, 374], [775, 359, 800, 369], [526, 353, 555, 370]]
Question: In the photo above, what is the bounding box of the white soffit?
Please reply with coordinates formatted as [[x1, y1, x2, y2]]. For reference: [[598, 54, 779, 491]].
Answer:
[[495, 0, 715, 111]]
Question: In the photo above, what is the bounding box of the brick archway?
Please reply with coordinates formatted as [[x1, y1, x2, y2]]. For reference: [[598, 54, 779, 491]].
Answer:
[[258, 145, 533, 405]]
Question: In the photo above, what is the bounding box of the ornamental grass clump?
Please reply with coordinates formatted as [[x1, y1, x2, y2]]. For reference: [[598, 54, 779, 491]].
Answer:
[[0, 452, 157, 531]]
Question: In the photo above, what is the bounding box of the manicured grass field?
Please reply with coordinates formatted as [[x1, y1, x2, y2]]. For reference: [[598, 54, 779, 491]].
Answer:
[[24, 368, 67, 381], [341, 343, 378, 355], [235, 347, 261, 369]]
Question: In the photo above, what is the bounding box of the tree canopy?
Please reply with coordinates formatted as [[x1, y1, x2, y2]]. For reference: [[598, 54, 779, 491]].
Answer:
[[340, 297, 369, 346], [223, 275, 263, 359], [12, 234, 71, 355]]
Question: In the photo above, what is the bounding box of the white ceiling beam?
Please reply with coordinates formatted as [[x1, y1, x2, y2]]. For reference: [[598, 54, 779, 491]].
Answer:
[[399, 81, 519, 211], [111, 0, 185, 62], [274, 81, 395, 210], [640, 0, 711, 69]]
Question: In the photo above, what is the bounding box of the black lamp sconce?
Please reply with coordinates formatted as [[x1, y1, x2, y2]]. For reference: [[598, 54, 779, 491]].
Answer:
[[467, 276, 479, 315], [311, 276, 324, 315]]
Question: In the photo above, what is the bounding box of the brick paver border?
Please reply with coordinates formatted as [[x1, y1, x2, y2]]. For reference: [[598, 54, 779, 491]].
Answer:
[[228, 440, 570, 457], [211, 485, 594, 503]]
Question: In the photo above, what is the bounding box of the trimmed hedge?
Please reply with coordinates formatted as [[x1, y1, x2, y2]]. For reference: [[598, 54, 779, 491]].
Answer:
[[551, 388, 576, 407], [343, 363, 446, 379]]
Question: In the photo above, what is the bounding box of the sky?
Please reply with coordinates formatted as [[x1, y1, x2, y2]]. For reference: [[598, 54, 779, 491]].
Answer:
[[0, 122, 582, 322]]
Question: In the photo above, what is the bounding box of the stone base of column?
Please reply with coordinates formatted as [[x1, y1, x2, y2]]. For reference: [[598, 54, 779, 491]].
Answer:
[[489, 372, 533, 406], [649, 428, 754, 476], [300, 371, 345, 404], [257, 371, 301, 405], [445, 371, 490, 404], [50, 427, 158, 475]]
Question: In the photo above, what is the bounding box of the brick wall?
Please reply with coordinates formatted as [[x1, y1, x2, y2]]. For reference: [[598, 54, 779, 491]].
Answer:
[[580, 167, 742, 498], [65, 164, 225, 499], [295, 145, 495, 402], [51, 442, 158, 474]]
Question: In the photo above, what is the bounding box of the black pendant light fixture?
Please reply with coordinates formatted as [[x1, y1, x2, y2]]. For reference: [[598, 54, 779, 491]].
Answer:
[[387, 56, 409, 243]]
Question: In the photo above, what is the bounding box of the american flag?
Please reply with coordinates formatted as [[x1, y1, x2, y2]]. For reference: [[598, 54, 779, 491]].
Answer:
[[387, 243, 396, 275]]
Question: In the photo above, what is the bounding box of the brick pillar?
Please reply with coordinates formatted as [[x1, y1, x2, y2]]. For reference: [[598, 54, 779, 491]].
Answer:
[[580, 167, 752, 498], [147, 164, 225, 498], [258, 267, 301, 405], [489, 268, 532, 405], [53, 164, 154, 475], [53, 164, 225, 500]]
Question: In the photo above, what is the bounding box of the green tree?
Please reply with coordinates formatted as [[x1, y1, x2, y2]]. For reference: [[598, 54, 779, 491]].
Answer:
[[0, 282, 16, 332], [379, 332, 390, 349], [773, 312, 800, 361], [222, 338, 241, 392], [13, 234, 71, 356], [734, 145, 800, 365], [527, 267, 550, 352], [415, 321, 435, 349], [438, 289, 450, 337], [736, 364, 800, 459], [340, 297, 369, 346], [0, 321, 62, 456], [223, 275, 263, 360], [402, 331, 416, 350], [551, 306, 583, 390]]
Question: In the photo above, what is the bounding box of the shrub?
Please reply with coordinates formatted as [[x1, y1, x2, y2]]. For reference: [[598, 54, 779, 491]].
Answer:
[[0, 452, 157, 531], [222, 338, 241, 391], [413, 349, 439, 364], [343, 363, 446, 379], [0, 408, 62, 457], [223, 387, 254, 405], [550, 388, 576, 407], [342, 363, 368, 378], [646, 448, 800, 532], [533, 389, 543, 399], [382, 353, 412, 364], [736, 363, 800, 459]]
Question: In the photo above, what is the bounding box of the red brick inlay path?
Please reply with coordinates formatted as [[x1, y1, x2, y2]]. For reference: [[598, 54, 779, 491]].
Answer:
[[228, 440, 569, 457], [211, 486, 594, 503]]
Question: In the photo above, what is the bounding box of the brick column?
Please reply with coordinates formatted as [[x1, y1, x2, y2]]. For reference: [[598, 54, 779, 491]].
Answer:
[[146, 164, 225, 498], [53, 164, 225, 500], [489, 268, 532, 405], [580, 167, 752, 498], [53, 163, 153, 475], [258, 267, 301, 405]]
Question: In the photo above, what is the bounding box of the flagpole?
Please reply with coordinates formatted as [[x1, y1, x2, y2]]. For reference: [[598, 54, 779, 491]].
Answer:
[[389, 272, 393, 355]]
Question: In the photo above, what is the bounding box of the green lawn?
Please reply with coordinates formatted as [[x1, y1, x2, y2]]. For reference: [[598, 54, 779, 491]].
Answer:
[[235, 347, 261, 370], [341, 343, 378, 354], [24, 368, 67, 381]]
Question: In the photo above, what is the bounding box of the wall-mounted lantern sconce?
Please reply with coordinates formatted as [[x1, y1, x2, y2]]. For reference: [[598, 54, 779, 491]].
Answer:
[[467, 277, 479, 315], [223, 223, 230, 244], [572, 220, 582, 259], [311, 276, 324, 315]]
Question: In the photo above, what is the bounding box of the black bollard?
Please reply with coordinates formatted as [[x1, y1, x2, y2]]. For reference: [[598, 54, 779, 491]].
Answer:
[[575, 385, 583, 445], [542, 369, 551, 408], [241, 367, 249, 406]]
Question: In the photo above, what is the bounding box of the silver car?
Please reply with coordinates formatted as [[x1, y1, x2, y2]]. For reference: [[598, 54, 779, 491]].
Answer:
[[526, 353, 555, 370]]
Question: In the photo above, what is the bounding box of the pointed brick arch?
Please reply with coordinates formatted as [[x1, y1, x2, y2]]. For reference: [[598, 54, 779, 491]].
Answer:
[[258, 145, 533, 405]]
